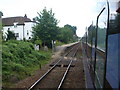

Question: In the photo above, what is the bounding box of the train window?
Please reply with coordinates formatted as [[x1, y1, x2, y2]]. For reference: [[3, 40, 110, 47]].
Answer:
[[94, 2, 108, 88], [109, 1, 120, 34]]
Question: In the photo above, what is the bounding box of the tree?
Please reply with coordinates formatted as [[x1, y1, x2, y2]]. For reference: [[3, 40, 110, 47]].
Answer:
[[0, 11, 3, 18], [64, 24, 77, 35], [6, 30, 16, 40], [0, 11, 3, 30], [87, 24, 96, 44], [58, 26, 76, 43], [0, 11, 3, 42], [32, 8, 59, 48]]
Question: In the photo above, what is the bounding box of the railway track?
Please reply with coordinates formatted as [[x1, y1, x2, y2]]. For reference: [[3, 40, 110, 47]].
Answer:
[[28, 43, 80, 90]]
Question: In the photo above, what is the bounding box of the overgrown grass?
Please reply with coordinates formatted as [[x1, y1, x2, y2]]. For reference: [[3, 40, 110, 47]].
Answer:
[[2, 40, 52, 87], [55, 40, 65, 46]]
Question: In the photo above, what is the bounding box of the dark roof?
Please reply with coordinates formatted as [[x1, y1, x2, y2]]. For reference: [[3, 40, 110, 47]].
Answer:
[[116, 1, 120, 13], [2, 15, 32, 26], [116, 7, 120, 13]]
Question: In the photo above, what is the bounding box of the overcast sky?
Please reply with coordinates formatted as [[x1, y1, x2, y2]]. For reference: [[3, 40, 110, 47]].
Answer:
[[0, 0, 98, 37]]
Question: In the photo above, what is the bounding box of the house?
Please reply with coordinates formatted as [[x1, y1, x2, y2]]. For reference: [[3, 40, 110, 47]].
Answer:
[[2, 14, 36, 40]]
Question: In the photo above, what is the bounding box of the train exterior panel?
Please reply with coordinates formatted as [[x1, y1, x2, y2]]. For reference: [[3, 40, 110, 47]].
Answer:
[[81, 0, 120, 89]]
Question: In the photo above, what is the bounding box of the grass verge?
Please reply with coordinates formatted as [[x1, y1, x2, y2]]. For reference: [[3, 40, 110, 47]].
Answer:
[[2, 40, 52, 87]]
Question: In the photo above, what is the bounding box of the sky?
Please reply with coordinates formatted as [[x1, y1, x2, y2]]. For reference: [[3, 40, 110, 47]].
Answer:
[[0, 0, 98, 37]]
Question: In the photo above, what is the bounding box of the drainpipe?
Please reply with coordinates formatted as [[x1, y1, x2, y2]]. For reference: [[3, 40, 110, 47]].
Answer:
[[23, 23, 25, 40]]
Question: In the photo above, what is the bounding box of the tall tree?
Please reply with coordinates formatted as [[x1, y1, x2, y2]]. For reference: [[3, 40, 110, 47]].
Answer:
[[0, 11, 3, 42], [0, 11, 3, 18], [0, 11, 3, 29], [64, 24, 77, 35], [58, 26, 76, 43], [32, 8, 59, 48], [62, 27, 71, 43]]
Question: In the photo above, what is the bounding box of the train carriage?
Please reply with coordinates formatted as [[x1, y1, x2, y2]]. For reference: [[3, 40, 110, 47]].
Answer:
[[81, 0, 120, 89]]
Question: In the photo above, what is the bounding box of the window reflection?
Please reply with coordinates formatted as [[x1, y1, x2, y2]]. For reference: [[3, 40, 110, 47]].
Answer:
[[95, 1, 108, 88]]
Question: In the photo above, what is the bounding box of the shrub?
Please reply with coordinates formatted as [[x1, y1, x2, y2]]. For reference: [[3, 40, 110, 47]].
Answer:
[[2, 40, 51, 85]]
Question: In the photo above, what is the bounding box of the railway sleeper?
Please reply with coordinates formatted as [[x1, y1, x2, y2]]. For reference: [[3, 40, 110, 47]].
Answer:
[[49, 64, 75, 67]]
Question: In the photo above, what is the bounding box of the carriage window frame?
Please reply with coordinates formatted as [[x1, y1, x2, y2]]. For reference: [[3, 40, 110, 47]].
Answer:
[[94, 2, 109, 88]]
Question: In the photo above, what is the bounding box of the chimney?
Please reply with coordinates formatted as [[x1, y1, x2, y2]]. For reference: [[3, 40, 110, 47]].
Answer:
[[24, 14, 27, 18]]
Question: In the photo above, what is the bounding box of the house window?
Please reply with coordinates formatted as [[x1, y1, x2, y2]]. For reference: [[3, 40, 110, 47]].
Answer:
[[14, 22, 18, 28], [14, 24, 17, 28], [27, 30, 29, 35], [15, 33, 19, 37], [29, 37, 31, 39]]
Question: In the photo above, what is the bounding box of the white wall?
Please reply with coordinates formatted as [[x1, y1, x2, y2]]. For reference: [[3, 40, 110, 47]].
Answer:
[[3, 22, 36, 40], [24, 22, 36, 40]]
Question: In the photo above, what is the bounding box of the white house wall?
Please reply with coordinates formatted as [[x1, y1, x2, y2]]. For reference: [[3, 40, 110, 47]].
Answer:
[[24, 22, 36, 40], [3, 22, 36, 40]]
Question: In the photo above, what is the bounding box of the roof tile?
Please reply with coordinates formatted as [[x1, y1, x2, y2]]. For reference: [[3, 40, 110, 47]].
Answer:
[[2, 16, 32, 26]]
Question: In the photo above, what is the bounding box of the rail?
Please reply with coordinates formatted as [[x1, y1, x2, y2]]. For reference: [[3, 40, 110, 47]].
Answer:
[[57, 46, 79, 90], [28, 43, 79, 90]]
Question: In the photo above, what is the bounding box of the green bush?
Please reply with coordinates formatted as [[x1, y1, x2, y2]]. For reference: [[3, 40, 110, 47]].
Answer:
[[2, 40, 52, 86], [55, 40, 64, 46]]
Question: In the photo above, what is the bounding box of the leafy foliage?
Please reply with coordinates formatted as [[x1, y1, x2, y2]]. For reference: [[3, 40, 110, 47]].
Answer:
[[58, 27, 73, 43], [64, 24, 77, 35], [32, 8, 78, 47], [87, 24, 106, 49], [55, 40, 64, 46], [2, 40, 51, 85], [0, 11, 3, 18], [32, 8, 59, 48], [58, 24, 78, 43], [6, 30, 16, 40], [87, 24, 96, 44]]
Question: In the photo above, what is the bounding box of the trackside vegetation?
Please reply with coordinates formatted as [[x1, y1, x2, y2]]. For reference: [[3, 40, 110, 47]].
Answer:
[[32, 8, 78, 48], [2, 40, 52, 87], [2, 8, 78, 87]]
